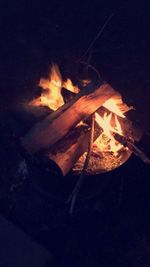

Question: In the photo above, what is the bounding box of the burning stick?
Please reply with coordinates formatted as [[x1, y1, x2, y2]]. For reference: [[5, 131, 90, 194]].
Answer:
[[114, 133, 150, 165], [21, 81, 116, 154]]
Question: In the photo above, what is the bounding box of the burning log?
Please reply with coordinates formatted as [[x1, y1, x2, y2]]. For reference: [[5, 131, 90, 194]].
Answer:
[[19, 61, 147, 176], [47, 125, 90, 176], [21, 81, 116, 154], [47, 121, 100, 176]]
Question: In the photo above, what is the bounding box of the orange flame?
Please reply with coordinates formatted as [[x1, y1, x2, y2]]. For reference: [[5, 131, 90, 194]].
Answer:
[[30, 64, 64, 111], [30, 64, 81, 110], [94, 94, 129, 154], [103, 98, 125, 118], [95, 112, 113, 139], [63, 79, 79, 94], [102, 94, 133, 117], [95, 112, 123, 154], [29, 63, 129, 155], [39, 63, 64, 110]]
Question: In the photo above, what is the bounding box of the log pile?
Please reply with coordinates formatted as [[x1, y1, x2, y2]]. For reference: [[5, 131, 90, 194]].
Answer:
[[21, 81, 116, 153], [20, 79, 149, 176]]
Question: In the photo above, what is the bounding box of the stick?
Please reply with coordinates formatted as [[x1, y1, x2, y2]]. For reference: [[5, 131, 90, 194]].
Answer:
[[67, 114, 95, 215], [80, 13, 114, 59], [114, 133, 150, 164]]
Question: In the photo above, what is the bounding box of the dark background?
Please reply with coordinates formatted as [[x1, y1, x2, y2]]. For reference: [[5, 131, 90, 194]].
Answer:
[[1, 1, 150, 267], [1, 0, 150, 121]]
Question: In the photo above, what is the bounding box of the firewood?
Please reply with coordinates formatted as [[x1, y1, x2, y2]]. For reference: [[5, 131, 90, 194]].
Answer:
[[47, 125, 90, 176], [47, 118, 100, 176], [21, 81, 116, 154]]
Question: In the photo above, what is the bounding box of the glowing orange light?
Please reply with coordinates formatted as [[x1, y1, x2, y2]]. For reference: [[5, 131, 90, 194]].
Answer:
[[95, 112, 123, 154], [63, 79, 79, 94], [29, 63, 128, 156], [30, 64, 64, 110], [103, 98, 125, 118]]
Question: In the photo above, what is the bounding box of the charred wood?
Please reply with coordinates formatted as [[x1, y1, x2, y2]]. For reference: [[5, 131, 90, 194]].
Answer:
[[114, 133, 150, 165]]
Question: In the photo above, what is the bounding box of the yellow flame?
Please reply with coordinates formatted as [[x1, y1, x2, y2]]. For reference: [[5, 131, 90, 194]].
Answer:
[[30, 64, 64, 111], [63, 79, 79, 94], [95, 112, 112, 138], [29, 63, 127, 156], [103, 98, 125, 118], [114, 114, 122, 134], [95, 112, 123, 154], [30, 64, 81, 110]]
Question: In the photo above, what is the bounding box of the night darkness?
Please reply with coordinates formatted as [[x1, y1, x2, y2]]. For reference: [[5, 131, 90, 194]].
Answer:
[[0, 1, 150, 266]]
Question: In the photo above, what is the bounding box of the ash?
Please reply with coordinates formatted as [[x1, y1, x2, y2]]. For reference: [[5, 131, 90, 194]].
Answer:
[[73, 138, 131, 174]]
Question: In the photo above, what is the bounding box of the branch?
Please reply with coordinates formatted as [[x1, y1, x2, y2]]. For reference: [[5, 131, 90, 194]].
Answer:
[[67, 113, 95, 215]]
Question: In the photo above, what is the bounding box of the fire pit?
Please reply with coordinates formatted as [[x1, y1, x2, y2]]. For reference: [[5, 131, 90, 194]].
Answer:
[[2, 61, 149, 213], [20, 63, 146, 178]]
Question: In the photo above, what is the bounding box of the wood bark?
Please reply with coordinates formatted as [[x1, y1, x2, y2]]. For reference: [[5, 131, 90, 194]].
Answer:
[[21, 82, 116, 154]]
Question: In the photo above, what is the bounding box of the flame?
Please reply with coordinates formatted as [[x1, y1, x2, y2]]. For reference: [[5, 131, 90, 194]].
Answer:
[[30, 64, 81, 110], [95, 112, 113, 139], [114, 114, 122, 134], [103, 98, 125, 118], [63, 79, 79, 94], [30, 64, 64, 111], [102, 94, 133, 117], [29, 63, 128, 156], [95, 112, 123, 154]]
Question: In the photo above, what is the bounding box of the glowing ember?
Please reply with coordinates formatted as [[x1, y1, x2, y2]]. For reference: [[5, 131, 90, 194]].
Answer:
[[80, 79, 91, 87], [95, 112, 124, 154]]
